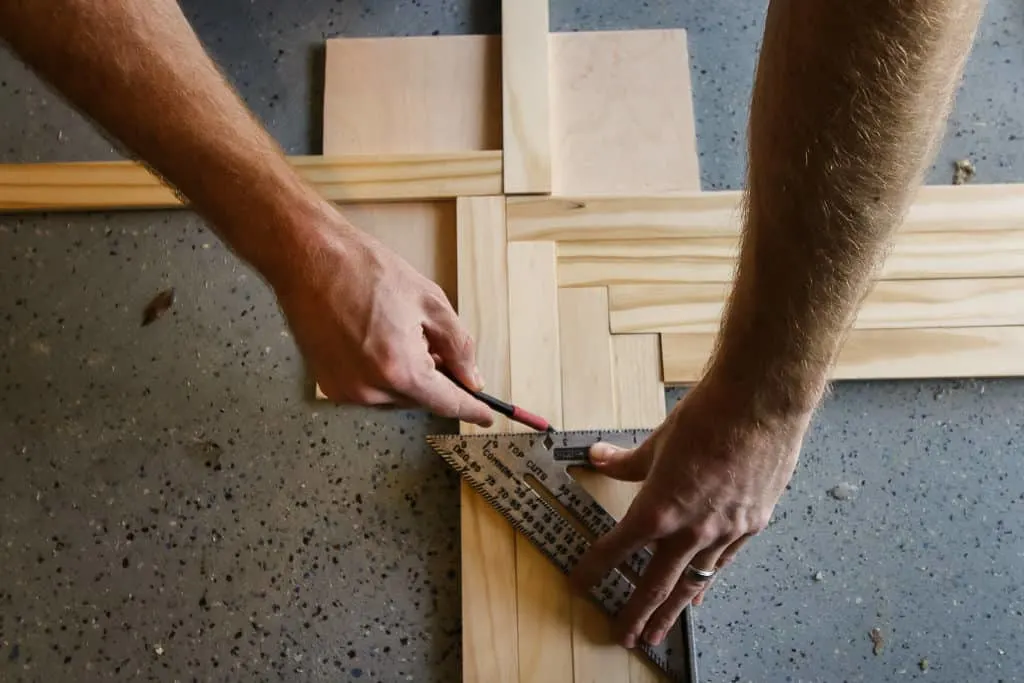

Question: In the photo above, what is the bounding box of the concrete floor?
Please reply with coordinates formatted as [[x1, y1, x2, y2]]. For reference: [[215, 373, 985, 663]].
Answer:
[[2, 1, 1022, 681]]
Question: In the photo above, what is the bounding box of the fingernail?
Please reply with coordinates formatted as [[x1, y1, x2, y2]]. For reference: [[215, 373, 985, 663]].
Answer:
[[472, 368, 485, 390], [588, 443, 613, 464], [646, 629, 665, 646]]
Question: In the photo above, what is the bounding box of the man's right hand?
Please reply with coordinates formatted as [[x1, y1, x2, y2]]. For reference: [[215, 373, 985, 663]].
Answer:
[[270, 204, 493, 428]]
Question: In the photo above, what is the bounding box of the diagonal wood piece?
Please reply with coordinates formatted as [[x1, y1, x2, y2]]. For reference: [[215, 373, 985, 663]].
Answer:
[[661, 326, 1024, 385], [502, 0, 552, 194], [0, 152, 503, 212], [456, 196, 519, 683], [506, 184, 1024, 242], [608, 279, 1024, 335]]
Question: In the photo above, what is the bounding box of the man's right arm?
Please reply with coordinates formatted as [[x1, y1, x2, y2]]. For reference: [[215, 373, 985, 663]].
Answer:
[[0, 0, 492, 425], [572, 0, 985, 649]]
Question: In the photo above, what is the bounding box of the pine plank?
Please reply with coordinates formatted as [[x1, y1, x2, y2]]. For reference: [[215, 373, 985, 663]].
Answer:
[[661, 327, 1024, 384], [506, 184, 1024, 242], [557, 287, 631, 683], [608, 279, 1024, 335], [0, 152, 502, 212], [507, 240, 573, 683], [502, 0, 552, 194], [556, 230, 1024, 287], [611, 332, 668, 683], [456, 196, 518, 683]]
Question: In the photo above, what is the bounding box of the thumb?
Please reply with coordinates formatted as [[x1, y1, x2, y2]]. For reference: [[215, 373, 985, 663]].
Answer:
[[588, 442, 654, 482]]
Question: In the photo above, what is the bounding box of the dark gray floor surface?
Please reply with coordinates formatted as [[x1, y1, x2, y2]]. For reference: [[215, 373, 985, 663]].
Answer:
[[2, 2, 1023, 682]]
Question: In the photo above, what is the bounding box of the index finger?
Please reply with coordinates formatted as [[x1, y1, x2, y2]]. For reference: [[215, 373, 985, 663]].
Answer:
[[401, 367, 494, 428]]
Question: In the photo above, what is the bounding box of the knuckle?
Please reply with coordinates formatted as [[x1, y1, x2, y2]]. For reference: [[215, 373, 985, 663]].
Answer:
[[637, 582, 673, 606], [378, 355, 414, 391], [749, 510, 772, 533], [422, 282, 450, 308], [690, 522, 719, 547]]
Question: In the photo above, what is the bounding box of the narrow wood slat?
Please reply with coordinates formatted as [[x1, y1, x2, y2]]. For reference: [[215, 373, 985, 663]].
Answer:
[[507, 240, 573, 683], [557, 287, 631, 682], [0, 152, 503, 212], [502, 0, 552, 194], [661, 327, 1024, 384], [507, 184, 1024, 242], [456, 197, 518, 683], [557, 230, 1024, 286], [609, 279, 1024, 334]]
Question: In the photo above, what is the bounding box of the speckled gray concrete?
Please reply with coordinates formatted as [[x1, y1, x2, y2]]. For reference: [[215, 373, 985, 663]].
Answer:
[[1, 2, 1022, 682]]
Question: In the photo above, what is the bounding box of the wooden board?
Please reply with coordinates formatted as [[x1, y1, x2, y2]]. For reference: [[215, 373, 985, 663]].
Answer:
[[556, 230, 1024, 287], [455, 196, 519, 683], [0, 152, 503, 212], [506, 184, 1024, 241], [558, 286, 633, 682], [608, 278, 1024, 334], [661, 326, 1024, 384], [502, 0, 552, 193], [506, 240, 572, 682], [323, 34, 501, 304], [550, 31, 699, 196]]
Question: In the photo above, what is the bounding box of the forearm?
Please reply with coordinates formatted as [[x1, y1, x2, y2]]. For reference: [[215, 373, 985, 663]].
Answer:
[[708, 0, 984, 418], [0, 0, 326, 284]]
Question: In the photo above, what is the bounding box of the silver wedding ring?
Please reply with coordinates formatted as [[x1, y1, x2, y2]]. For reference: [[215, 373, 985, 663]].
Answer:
[[683, 564, 717, 583]]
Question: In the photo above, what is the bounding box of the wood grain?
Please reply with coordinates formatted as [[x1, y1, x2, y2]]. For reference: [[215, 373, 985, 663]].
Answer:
[[507, 240, 573, 683], [456, 196, 519, 683], [549, 28, 698, 683], [608, 279, 1024, 334], [323, 34, 501, 304], [550, 30, 699, 196], [556, 229, 1024, 287], [507, 184, 1024, 242], [661, 327, 1024, 384], [502, 0, 552, 193], [557, 287, 632, 683], [0, 152, 503, 212]]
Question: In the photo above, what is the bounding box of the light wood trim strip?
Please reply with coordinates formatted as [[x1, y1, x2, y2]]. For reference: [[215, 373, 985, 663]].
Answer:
[[506, 240, 573, 682], [502, 0, 552, 194], [507, 183, 1024, 241], [662, 326, 1024, 384], [608, 278, 1024, 335], [455, 197, 520, 683], [0, 151, 503, 212], [557, 229, 1024, 287]]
